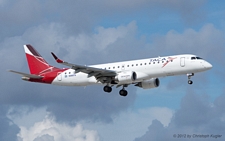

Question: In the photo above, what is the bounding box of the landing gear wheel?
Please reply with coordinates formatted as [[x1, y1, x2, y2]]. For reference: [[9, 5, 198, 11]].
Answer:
[[188, 80, 193, 85], [119, 89, 128, 97], [187, 73, 194, 85], [103, 86, 112, 93]]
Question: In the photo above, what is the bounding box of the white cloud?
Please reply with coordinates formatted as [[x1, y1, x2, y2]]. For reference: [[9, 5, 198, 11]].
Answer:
[[18, 116, 100, 141], [149, 24, 224, 58], [81, 107, 173, 141], [10, 106, 173, 141], [135, 91, 225, 141]]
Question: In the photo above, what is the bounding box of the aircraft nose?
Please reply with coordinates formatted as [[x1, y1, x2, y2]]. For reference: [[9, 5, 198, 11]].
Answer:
[[204, 61, 213, 70]]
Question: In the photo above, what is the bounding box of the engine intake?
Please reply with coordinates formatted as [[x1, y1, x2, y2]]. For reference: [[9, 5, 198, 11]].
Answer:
[[115, 71, 137, 84], [135, 78, 160, 89]]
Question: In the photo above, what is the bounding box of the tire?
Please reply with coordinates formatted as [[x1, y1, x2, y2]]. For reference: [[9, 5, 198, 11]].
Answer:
[[119, 89, 128, 96], [103, 86, 112, 93]]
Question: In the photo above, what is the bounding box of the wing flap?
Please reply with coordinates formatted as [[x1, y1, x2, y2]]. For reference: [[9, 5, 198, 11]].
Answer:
[[8, 70, 43, 79]]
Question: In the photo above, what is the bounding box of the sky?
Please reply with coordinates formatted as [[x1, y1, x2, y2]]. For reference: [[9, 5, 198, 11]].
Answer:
[[0, 0, 225, 141]]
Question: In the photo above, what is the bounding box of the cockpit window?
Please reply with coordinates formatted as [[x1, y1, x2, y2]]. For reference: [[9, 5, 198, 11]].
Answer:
[[196, 57, 203, 60], [191, 57, 196, 60], [191, 56, 203, 60]]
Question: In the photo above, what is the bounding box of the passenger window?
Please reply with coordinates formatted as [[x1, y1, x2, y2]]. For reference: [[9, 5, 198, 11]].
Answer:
[[127, 65, 129, 67]]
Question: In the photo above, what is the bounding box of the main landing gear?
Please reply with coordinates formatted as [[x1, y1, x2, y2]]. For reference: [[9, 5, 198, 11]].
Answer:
[[103, 85, 112, 93], [119, 88, 128, 97], [187, 73, 194, 85], [103, 85, 128, 96]]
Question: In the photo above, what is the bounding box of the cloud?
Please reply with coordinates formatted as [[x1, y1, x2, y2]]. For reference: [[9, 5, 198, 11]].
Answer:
[[1, 22, 139, 123], [10, 106, 173, 141], [33, 134, 54, 141], [18, 115, 100, 141], [145, 23, 225, 90], [2, 21, 223, 124], [0, 0, 207, 40], [149, 24, 224, 58], [135, 90, 225, 141], [0, 107, 20, 141], [0, 1, 224, 141], [81, 107, 173, 141]]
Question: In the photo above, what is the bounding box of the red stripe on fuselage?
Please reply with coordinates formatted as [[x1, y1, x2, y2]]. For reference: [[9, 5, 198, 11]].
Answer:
[[28, 68, 68, 84]]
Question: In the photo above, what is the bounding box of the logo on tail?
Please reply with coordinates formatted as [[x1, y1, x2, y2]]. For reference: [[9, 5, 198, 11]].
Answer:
[[24, 45, 54, 74]]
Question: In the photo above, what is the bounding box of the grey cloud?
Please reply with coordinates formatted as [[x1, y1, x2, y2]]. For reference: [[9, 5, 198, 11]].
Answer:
[[0, 0, 207, 40], [1, 22, 138, 123], [135, 90, 225, 141], [0, 107, 20, 141], [149, 24, 225, 59], [143, 23, 224, 90], [34, 134, 54, 141]]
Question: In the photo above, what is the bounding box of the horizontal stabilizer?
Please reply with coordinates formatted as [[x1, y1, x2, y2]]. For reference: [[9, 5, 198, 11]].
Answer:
[[8, 70, 43, 79]]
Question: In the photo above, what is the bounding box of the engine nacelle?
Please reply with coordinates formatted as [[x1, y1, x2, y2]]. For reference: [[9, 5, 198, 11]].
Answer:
[[115, 71, 137, 84], [135, 78, 160, 89]]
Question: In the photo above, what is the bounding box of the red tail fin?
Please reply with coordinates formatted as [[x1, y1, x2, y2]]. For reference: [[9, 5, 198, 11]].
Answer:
[[24, 44, 54, 74]]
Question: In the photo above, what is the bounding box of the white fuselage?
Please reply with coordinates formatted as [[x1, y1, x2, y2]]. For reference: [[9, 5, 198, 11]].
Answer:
[[52, 54, 212, 86]]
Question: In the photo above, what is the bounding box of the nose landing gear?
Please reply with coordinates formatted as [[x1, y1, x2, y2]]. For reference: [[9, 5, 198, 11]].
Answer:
[[187, 73, 194, 85]]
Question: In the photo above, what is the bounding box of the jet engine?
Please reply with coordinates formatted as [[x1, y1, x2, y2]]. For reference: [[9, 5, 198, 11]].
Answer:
[[115, 71, 137, 84], [135, 78, 160, 89]]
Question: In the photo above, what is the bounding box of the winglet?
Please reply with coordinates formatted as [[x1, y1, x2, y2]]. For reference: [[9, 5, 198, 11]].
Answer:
[[51, 52, 64, 63]]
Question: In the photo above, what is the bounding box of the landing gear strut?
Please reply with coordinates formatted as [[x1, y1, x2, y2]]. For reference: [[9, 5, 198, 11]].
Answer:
[[187, 73, 194, 85], [103, 85, 112, 93]]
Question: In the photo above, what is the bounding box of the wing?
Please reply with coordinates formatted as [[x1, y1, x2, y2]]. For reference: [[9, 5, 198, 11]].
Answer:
[[8, 70, 43, 79], [51, 52, 117, 82]]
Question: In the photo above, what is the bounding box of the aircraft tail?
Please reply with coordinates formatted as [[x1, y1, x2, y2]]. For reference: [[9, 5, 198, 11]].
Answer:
[[24, 44, 55, 74]]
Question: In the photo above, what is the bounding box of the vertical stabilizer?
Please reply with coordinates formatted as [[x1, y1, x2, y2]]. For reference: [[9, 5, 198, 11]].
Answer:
[[24, 44, 53, 74]]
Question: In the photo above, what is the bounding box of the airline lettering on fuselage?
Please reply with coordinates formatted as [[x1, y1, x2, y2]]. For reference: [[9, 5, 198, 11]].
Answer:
[[65, 74, 76, 78], [149, 58, 167, 63], [149, 57, 177, 68]]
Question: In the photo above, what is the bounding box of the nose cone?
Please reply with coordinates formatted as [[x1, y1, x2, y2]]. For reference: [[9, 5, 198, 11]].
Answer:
[[204, 61, 213, 70]]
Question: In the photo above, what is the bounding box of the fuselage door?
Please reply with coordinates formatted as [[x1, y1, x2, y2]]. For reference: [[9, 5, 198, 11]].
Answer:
[[180, 57, 185, 67], [57, 72, 62, 81]]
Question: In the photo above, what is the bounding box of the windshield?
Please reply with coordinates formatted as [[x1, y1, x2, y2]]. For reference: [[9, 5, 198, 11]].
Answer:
[[196, 57, 203, 60], [191, 56, 203, 60]]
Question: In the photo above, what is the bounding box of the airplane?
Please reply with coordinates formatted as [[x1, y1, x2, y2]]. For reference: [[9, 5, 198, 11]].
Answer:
[[9, 44, 212, 96]]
